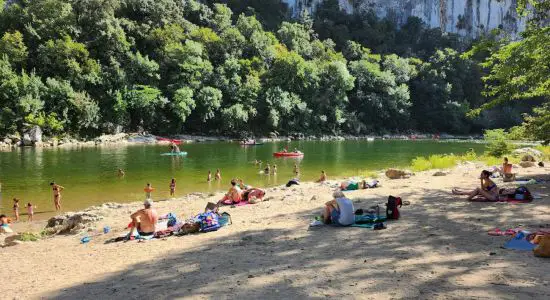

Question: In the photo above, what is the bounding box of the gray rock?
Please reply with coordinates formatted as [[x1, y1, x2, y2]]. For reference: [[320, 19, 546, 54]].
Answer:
[[29, 125, 42, 143], [45, 212, 103, 235], [514, 148, 543, 160], [433, 171, 447, 176]]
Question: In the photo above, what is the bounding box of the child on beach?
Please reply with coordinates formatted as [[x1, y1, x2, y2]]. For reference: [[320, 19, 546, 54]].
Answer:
[[169, 178, 176, 196], [207, 170, 212, 182], [13, 198, 19, 221], [215, 169, 221, 181], [27, 202, 35, 221], [144, 183, 155, 199], [317, 170, 327, 183]]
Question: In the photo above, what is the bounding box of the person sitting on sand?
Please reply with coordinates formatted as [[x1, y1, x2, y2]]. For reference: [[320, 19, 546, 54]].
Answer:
[[128, 199, 158, 238], [219, 179, 243, 205], [317, 171, 327, 183], [499, 157, 516, 182], [452, 170, 499, 201], [0, 214, 13, 233], [215, 169, 221, 181], [323, 191, 355, 226]]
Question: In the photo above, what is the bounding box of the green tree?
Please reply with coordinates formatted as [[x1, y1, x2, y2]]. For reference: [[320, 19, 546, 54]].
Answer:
[[0, 31, 27, 66]]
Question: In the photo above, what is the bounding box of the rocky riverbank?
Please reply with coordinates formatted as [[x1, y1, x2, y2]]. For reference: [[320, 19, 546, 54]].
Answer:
[[0, 131, 486, 151]]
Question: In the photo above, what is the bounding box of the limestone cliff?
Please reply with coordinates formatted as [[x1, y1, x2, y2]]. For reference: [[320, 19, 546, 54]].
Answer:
[[283, 0, 526, 37]]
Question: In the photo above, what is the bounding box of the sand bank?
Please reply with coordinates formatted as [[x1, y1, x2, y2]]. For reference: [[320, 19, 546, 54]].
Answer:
[[1, 162, 550, 299]]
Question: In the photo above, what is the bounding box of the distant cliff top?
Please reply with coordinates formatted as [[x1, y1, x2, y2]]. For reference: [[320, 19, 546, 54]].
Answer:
[[283, 0, 526, 37]]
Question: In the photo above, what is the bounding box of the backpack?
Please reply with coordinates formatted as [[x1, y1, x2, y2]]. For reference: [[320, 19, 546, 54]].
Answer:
[[386, 196, 402, 220], [514, 186, 532, 200], [196, 211, 221, 232]]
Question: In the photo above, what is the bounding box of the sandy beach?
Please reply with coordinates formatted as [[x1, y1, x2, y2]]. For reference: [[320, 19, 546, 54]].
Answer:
[[2, 162, 550, 299]]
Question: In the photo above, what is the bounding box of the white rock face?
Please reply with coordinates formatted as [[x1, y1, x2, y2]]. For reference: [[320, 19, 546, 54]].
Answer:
[[283, 0, 526, 37]]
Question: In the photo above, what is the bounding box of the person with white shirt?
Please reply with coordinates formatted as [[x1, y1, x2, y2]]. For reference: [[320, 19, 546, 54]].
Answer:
[[323, 191, 355, 226]]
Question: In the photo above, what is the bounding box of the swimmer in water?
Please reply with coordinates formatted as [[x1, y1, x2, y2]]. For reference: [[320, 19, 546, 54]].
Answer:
[[169, 178, 176, 197], [215, 169, 221, 181]]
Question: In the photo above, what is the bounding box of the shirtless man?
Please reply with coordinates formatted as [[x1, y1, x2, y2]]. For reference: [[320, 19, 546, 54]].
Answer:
[[128, 199, 158, 238], [50, 182, 64, 211]]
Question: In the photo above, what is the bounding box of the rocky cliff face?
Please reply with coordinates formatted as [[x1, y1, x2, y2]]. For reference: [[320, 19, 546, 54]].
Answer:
[[283, 0, 526, 37]]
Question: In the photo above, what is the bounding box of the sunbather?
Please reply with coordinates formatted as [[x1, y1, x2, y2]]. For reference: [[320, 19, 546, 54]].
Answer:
[[128, 199, 158, 238], [452, 170, 499, 201], [323, 191, 355, 226], [499, 157, 516, 182], [219, 179, 243, 205]]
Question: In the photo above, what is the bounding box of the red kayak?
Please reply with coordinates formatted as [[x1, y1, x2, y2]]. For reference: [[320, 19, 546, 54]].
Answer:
[[273, 151, 304, 157], [157, 137, 183, 145]]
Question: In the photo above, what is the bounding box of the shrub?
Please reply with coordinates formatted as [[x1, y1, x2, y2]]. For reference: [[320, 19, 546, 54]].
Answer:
[[429, 154, 458, 169], [17, 232, 40, 242], [484, 129, 514, 157], [411, 156, 432, 171]]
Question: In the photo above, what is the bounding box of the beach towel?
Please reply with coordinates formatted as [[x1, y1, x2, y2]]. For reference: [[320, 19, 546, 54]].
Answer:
[[350, 215, 387, 228], [503, 232, 536, 251]]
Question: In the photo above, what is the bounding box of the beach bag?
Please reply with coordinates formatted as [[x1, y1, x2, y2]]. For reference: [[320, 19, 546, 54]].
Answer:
[[166, 213, 178, 227], [197, 212, 220, 232], [386, 196, 402, 220], [534, 235, 550, 258], [514, 186, 531, 200], [218, 212, 232, 227]]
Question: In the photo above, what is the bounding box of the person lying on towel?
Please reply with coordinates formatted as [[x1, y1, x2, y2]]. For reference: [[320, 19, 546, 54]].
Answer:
[[323, 191, 355, 226], [452, 170, 498, 201]]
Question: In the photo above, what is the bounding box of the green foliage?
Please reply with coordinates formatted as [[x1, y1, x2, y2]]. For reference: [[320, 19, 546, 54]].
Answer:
[[17, 232, 40, 242], [484, 129, 514, 157], [0, 0, 530, 138], [0, 31, 27, 66], [410, 156, 432, 172], [411, 154, 460, 171]]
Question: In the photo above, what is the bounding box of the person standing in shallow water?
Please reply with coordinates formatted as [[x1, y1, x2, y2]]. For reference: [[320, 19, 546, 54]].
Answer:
[[207, 170, 212, 182], [50, 182, 64, 211], [215, 169, 221, 181], [169, 178, 176, 197]]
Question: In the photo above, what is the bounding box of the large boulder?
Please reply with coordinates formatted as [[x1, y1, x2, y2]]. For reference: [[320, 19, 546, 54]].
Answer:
[[29, 126, 42, 143], [513, 148, 543, 160], [385, 169, 413, 179], [94, 133, 128, 145], [44, 212, 103, 235]]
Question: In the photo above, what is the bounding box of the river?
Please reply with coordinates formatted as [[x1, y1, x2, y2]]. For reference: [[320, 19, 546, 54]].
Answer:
[[0, 140, 484, 218]]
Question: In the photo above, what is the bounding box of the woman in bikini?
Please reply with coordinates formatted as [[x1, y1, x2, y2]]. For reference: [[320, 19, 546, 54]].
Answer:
[[50, 182, 64, 211], [169, 178, 176, 197], [452, 170, 499, 201]]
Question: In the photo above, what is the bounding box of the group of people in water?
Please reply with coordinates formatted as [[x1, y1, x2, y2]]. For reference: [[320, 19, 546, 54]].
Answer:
[[7, 182, 63, 223]]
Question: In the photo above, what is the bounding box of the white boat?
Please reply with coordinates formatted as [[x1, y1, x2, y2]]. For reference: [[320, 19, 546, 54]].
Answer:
[[367, 137, 375, 142]]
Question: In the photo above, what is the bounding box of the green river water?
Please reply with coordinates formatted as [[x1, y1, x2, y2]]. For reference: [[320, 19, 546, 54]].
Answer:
[[0, 140, 484, 219]]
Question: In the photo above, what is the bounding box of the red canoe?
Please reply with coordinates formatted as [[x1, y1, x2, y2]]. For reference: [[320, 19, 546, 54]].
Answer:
[[157, 137, 183, 145], [273, 152, 304, 157]]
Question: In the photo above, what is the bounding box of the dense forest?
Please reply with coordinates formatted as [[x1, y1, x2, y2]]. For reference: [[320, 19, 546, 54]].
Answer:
[[0, 0, 547, 140]]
